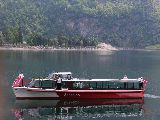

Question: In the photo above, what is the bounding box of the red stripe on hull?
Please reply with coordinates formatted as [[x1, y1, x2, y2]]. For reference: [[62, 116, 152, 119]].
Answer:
[[15, 89, 144, 99], [56, 90, 144, 99]]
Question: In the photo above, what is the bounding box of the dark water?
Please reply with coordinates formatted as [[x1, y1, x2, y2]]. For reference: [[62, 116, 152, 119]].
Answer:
[[1, 50, 160, 120]]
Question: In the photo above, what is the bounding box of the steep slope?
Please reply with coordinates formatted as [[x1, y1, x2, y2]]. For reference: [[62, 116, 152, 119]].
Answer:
[[0, 0, 160, 48]]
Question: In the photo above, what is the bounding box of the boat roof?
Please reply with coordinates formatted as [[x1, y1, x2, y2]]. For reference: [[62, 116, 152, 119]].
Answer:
[[63, 78, 141, 82], [33, 78, 141, 82]]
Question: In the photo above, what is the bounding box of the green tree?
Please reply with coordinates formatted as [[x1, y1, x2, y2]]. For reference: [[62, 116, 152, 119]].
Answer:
[[2, 0, 160, 48], [3, 26, 23, 45], [27, 33, 48, 46], [57, 35, 69, 47], [0, 32, 4, 46]]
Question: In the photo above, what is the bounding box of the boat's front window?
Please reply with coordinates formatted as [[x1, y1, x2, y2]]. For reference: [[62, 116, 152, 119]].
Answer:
[[27, 80, 56, 89], [28, 80, 41, 88]]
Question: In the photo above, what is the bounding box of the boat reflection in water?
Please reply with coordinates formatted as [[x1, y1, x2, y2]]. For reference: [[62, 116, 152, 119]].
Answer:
[[12, 99, 144, 119]]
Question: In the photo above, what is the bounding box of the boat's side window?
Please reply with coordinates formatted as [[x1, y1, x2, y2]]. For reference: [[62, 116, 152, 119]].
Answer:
[[96, 82, 102, 89], [82, 82, 90, 89], [133, 82, 139, 89], [107, 82, 116, 89], [41, 80, 55, 89], [89, 82, 96, 89], [125, 82, 140, 89], [34, 80, 41, 88], [127, 82, 134, 89], [103, 82, 109, 89], [119, 82, 124, 89], [103, 81, 129, 90]]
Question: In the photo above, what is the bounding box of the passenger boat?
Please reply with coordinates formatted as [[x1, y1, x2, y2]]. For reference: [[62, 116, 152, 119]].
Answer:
[[12, 72, 148, 99]]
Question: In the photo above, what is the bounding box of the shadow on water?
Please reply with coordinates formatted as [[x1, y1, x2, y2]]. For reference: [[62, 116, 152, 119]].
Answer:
[[12, 99, 144, 120]]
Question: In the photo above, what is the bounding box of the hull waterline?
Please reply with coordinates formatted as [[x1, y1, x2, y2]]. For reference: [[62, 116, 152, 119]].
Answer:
[[14, 87, 144, 99]]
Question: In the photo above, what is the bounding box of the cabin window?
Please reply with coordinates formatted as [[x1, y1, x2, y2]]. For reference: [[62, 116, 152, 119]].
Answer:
[[41, 80, 55, 89], [121, 82, 141, 89], [107, 82, 116, 89], [127, 82, 134, 89], [103, 82, 109, 89], [69, 81, 90, 90], [34, 80, 41, 88], [96, 82, 103, 89], [134, 82, 139, 89], [92, 81, 106, 89], [62, 80, 142, 90], [108, 82, 124, 89], [89, 81, 97, 89], [118, 82, 125, 89], [61, 81, 73, 89], [81, 82, 90, 89], [73, 82, 84, 89]]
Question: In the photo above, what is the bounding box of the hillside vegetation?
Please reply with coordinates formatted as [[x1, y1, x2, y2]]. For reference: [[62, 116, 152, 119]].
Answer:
[[1, 0, 160, 48]]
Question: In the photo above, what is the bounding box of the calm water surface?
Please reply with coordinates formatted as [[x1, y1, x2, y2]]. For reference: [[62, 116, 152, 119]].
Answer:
[[0, 50, 160, 120]]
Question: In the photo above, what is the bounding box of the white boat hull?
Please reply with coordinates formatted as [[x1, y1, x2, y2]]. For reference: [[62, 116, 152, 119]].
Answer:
[[13, 87, 59, 99]]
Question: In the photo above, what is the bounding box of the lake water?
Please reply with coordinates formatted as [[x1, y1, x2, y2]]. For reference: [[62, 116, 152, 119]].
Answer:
[[1, 50, 160, 120]]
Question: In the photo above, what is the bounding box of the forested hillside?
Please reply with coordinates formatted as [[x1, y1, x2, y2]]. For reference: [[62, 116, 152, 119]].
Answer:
[[1, 0, 160, 48]]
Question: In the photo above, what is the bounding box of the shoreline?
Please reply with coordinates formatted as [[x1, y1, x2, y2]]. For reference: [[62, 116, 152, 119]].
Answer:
[[0, 46, 157, 52], [0, 46, 118, 51]]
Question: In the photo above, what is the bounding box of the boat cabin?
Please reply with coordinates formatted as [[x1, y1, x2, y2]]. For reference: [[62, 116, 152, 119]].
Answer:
[[27, 78, 144, 90], [62, 79, 144, 90]]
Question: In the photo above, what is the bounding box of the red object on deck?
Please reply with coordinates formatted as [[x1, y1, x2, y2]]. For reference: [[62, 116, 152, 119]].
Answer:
[[143, 79, 148, 84], [12, 74, 24, 87]]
